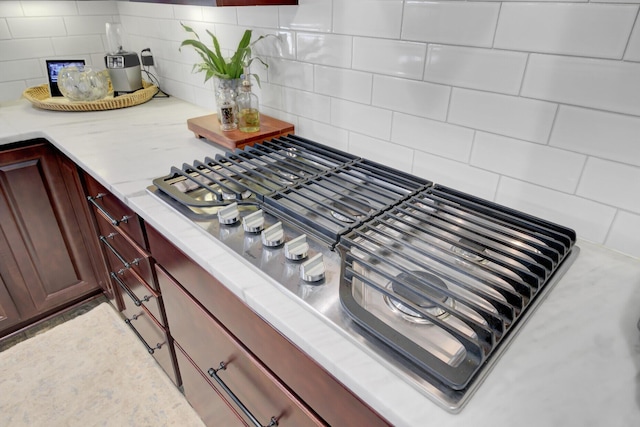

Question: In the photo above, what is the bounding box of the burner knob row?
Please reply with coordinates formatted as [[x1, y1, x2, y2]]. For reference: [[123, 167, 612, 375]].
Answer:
[[218, 205, 325, 283]]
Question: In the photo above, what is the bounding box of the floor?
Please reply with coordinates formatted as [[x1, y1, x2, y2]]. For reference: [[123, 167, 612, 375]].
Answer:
[[0, 295, 107, 353]]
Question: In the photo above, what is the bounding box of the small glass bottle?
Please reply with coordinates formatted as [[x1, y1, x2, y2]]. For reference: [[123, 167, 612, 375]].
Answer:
[[218, 87, 237, 131], [236, 78, 260, 133]]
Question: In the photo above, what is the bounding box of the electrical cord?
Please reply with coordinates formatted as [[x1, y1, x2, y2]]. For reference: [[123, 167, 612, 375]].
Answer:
[[140, 48, 169, 99]]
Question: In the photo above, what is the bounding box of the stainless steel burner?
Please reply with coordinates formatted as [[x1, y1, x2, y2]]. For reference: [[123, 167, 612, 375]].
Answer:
[[330, 196, 372, 223], [385, 271, 454, 324], [220, 183, 252, 201], [451, 238, 488, 264]]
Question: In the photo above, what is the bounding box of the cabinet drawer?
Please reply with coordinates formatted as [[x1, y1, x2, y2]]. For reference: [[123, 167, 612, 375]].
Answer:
[[175, 343, 244, 426], [158, 265, 322, 427], [108, 263, 164, 327], [84, 174, 147, 249], [121, 293, 178, 386], [97, 218, 156, 292]]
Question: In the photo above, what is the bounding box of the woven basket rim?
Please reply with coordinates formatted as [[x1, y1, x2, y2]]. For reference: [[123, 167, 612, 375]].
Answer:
[[22, 81, 159, 112]]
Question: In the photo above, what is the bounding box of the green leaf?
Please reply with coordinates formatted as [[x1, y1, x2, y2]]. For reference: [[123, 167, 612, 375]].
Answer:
[[180, 24, 274, 82]]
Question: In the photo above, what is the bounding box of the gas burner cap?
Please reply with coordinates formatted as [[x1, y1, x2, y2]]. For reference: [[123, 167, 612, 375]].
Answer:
[[451, 237, 487, 263], [219, 181, 252, 201], [384, 271, 454, 323], [330, 196, 372, 224]]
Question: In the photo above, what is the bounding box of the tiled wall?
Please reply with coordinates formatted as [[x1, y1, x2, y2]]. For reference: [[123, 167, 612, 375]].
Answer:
[[1, 0, 639, 258], [0, 1, 119, 97]]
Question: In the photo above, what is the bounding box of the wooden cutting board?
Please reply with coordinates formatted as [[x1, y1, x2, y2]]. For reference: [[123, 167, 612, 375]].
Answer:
[[187, 113, 295, 150]]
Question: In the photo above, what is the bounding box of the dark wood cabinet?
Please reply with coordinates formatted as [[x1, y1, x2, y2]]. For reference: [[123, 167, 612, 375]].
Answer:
[[158, 263, 322, 426], [82, 172, 179, 385], [0, 140, 103, 338], [147, 225, 389, 427]]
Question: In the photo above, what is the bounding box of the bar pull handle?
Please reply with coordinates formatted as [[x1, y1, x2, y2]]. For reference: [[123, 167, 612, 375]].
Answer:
[[100, 235, 143, 270], [208, 362, 278, 427], [111, 272, 141, 306], [88, 193, 130, 226], [124, 315, 162, 354]]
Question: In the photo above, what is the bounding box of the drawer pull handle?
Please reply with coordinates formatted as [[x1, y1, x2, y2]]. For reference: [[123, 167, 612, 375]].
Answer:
[[88, 193, 130, 226], [111, 272, 141, 306], [208, 362, 278, 427], [124, 315, 162, 354], [111, 272, 152, 307], [100, 235, 143, 270]]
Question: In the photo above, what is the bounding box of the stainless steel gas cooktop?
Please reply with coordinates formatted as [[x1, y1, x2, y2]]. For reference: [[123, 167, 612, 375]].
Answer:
[[147, 134, 578, 412]]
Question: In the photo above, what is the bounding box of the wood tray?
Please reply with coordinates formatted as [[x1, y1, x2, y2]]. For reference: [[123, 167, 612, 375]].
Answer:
[[22, 81, 159, 112], [187, 113, 295, 150]]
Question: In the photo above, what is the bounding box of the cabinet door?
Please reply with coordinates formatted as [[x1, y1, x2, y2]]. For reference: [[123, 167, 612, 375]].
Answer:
[[0, 244, 22, 332], [0, 140, 101, 335]]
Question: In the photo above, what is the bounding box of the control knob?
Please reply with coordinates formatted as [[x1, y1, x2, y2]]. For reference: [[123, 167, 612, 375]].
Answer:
[[242, 209, 265, 233], [300, 253, 325, 283], [261, 222, 284, 247], [284, 234, 309, 260], [218, 202, 239, 225]]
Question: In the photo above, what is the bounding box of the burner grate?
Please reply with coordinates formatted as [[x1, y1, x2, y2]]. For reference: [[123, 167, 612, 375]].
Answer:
[[337, 184, 576, 390], [264, 159, 431, 244]]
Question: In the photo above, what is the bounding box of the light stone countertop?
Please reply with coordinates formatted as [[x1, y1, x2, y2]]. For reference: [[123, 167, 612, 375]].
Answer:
[[2, 97, 640, 427]]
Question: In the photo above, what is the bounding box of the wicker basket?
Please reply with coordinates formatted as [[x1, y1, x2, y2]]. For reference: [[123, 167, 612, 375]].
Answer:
[[22, 81, 159, 112]]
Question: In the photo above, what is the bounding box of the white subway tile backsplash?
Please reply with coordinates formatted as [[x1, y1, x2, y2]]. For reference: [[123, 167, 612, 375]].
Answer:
[[315, 65, 371, 104], [352, 37, 426, 80], [471, 132, 586, 193], [372, 75, 450, 121], [172, 5, 202, 21], [391, 112, 474, 161], [121, 15, 168, 41], [77, 1, 118, 16], [0, 38, 54, 61], [577, 158, 640, 214], [331, 98, 392, 139], [550, 106, 640, 167], [448, 89, 557, 144], [297, 117, 350, 152], [494, 4, 637, 59], [412, 151, 499, 200], [268, 58, 313, 91], [254, 31, 295, 61], [22, 1, 77, 17], [496, 178, 616, 244], [0, 2, 24, 17], [624, 17, 640, 61], [0, 80, 27, 102], [258, 82, 284, 111], [201, 7, 236, 25], [349, 133, 414, 173], [117, 1, 174, 19], [52, 34, 104, 56], [605, 211, 640, 258], [283, 87, 331, 123], [279, 0, 331, 32], [522, 54, 640, 116], [297, 33, 352, 68], [0, 58, 42, 81], [64, 15, 115, 36], [424, 45, 526, 95], [0, 19, 10, 40], [237, 5, 278, 29], [8, 17, 66, 38], [402, 2, 500, 47], [333, 0, 403, 38]]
